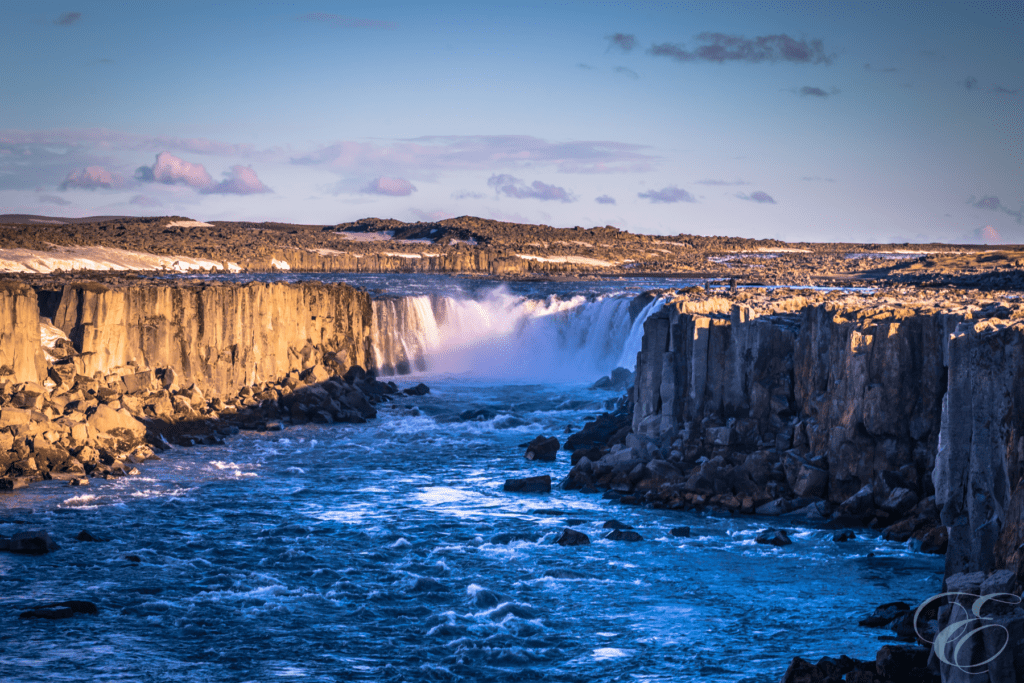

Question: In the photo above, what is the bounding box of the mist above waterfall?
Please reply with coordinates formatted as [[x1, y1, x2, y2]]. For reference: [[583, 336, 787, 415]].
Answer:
[[372, 286, 663, 383]]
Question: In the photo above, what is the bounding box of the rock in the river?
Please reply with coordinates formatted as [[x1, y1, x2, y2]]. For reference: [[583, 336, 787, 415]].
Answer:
[[670, 526, 691, 538], [605, 529, 643, 542], [524, 435, 559, 462], [858, 601, 911, 627], [404, 383, 430, 396], [833, 530, 855, 542], [75, 530, 101, 542], [603, 519, 633, 530], [19, 600, 98, 619], [503, 475, 551, 493], [555, 528, 590, 546], [755, 528, 792, 547], [0, 530, 59, 555]]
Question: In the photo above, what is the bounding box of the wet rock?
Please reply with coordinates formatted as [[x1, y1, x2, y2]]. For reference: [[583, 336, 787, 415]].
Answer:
[[503, 475, 551, 493], [874, 645, 933, 681], [859, 601, 911, 627], [488, 532, 538, 545], [404, 383, 430, 396], [602, 520, 633, 530], [670, 526, 691, 537], [755, 528, 792, 547], [459, 408, 495, 421], [555, 528, 590, 546], [524, 435, 559, 462], [832, 530, 855, 542], [605, 529, 643, 542], [780, 655, 873, 683], [19, 600, 98, 620], [75, 530, 101, 542], [0, 530, 59, 555]]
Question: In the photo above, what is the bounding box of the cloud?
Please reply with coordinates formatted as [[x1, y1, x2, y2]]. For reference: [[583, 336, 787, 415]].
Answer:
[[487, 174, 575, 202], [737, 191, 777, 204], [451, 190, 484, 200], [650, 33, 833, 65], [0, 129, 264, 159], [577, 63, 594, 70], [291, 135, 655, 175], [208, 165, 272, 195], [55, 12, 81, 26], [606, 33, 638, 52], [129, 194, 162, 207], [135, 152, 271, 195], [695, 178, 748, 186], [963, 76, 979, 90], [970, 195, 1023, 223], [614, 66, 640, 79], [595, 195, 616, 204], [60, 165, 125, 190], [409, 208, 454, 222], [799, 86, 830, 97], [638, 186, 695, 203], [136, 151, 214, 189], [297, 12, 396, 29], [38, 194, 71, 206], [361, 176, 416, 196]]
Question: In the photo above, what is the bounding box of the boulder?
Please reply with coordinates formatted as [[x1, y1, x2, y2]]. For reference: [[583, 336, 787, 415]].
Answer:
[[87, 404, 146, 455], [0, 530, 59, 555], [503, 475, 551, 493], [602, 520, 633, 530], [670, 527, 691, 538], [605, 529, 643, 542], [524, 435, 559, 462], [792, 464, 828, 499], [404, 383, 430, 396], [555, 528, 590, 546], [858, 601, 911, 627], [833, 530, 856, 542], [19, 600, 98, 620], [755, 528, 792, 547]]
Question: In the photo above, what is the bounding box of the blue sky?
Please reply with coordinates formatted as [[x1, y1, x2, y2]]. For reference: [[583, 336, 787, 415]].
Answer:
[[0, 1, 1020, 243]]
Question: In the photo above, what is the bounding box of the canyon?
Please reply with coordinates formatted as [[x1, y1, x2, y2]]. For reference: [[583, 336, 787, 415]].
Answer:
[[2, 215, 1024, 681]]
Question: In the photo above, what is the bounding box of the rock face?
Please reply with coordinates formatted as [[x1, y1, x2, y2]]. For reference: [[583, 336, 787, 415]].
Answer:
[[52, 281, 373, 398], [0, 282, 45, 384]]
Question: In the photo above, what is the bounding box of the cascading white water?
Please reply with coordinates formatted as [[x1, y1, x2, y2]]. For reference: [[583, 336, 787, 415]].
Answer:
[[371, 286, 664, 382]]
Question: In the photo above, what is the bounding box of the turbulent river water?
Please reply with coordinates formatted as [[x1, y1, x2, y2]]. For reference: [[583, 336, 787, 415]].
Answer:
[[0, 276, 943, 682]]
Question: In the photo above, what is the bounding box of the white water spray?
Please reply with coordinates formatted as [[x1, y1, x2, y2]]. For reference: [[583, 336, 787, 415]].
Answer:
[[371, 287, 664, 382]]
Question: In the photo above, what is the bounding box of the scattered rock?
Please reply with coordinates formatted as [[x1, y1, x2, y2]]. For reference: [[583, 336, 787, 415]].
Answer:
[[404, 383, 430, 396], [503, 475, 551, 493], [755, 528, 792, 547], [602, 520, 633, 530], [670, 526, 691, 538], [833, 530, 855, 542], [858, 601, 911, 627], [605, 529, 643, 542], [555, 528, 590, 546], [19, 600, 98, 620], [0, 531, 59, 555], [524, 435, 559, 462]]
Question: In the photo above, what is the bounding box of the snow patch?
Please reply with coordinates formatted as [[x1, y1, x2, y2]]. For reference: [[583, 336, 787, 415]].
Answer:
[[517, 254, 616, 267], [165, 220, 214, 228], [334, 231, 394, 242], [0, 246, 228, 274], [271, 259, 290, 270]]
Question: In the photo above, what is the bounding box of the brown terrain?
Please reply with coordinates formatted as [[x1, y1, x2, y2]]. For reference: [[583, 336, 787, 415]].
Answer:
[[2, 213, 1022, 288]]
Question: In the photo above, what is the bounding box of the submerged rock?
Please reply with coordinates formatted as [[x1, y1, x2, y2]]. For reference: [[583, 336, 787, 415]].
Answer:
[[503, 475, 551, 493], [670, 526, 691, 538], [605, 529, 643, 542], [524, 435, 559, 462], [19, 600, 98, 620], [0, 530, 59, 555]]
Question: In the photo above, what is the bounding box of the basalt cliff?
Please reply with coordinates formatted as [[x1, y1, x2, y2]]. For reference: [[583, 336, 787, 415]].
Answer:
[[564, 288, 1024, 681]]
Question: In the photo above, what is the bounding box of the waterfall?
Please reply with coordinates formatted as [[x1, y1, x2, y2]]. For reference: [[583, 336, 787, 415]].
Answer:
[[371, 286, 665, 382]]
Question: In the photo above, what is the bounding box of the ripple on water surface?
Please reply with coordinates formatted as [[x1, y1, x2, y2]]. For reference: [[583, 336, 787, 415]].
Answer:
[[0, 379, 943, 682]]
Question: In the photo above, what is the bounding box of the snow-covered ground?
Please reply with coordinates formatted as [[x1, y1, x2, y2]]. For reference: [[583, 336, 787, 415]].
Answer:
[[166, 220, 214, 228], [517, 254, 617, 267], [0, 245, 239, 274]]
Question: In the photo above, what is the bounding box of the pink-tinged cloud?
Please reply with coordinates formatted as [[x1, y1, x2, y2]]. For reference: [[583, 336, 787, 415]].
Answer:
[[39, 194, 72, 206], [135, 152, 271, 195], [977, 225, 1002, 244], [60, 165, 124, 190], [638, 186, 695, 203], [137, 151, 214, 189], [487, 174, 575, 202], [208, 165, 272, 195], [361, 177, 416, 196], [129, 194, 162, 207]]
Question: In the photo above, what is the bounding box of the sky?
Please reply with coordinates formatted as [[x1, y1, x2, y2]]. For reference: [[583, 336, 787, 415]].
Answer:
[[0, 1, 1021, 244]]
